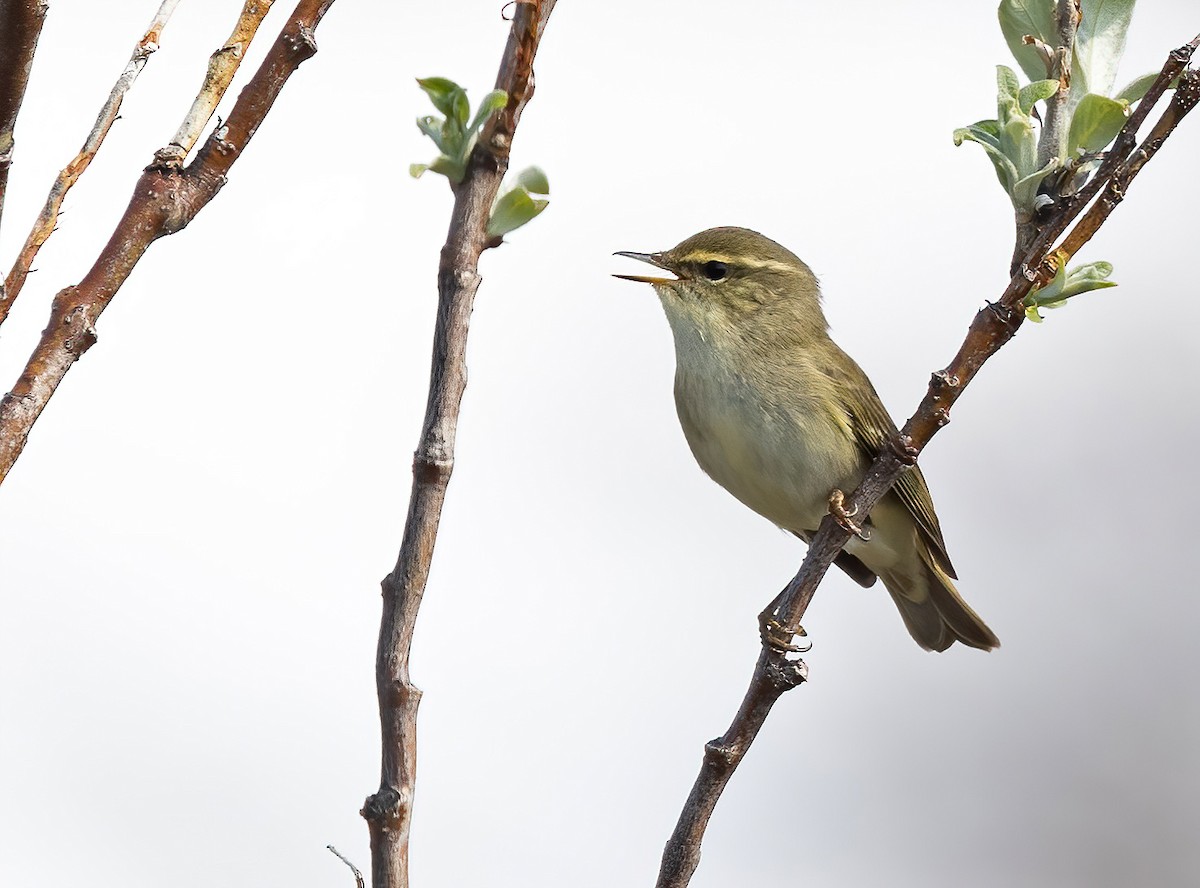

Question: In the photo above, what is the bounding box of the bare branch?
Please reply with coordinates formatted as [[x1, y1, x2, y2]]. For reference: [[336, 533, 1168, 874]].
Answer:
[[0, 0, 49, 245], [358, 2, 556, 887], [656, 33, 1200, 888], [164, 0, 276, 160], [0, 0, 182, 327], [326, 845, 365, 888], [0, 0, 339, 486]]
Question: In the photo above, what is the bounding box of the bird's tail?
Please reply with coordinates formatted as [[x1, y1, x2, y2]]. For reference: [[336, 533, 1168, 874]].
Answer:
[[879, 549, 999, 652]]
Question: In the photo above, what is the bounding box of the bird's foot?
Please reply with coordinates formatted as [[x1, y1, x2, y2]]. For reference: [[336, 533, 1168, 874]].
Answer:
[[828, 489, 871, 541], [758, 610, 812, 653]]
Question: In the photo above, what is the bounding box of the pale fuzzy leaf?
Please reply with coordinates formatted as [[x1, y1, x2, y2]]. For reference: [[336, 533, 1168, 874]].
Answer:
[[1067, 92, 1129, 155], [1010, 157, 1060, 211], [1072, 0, 1136, 100], [954, 125, 1019, 191], [998, 0, 1057, 81], [1024, 259, 1118, 319], [997, 64, 1023, 109], [1114, 71, 1159, 104], [1019, 79, 1060, 113], [1000, 111, 1039, 182]]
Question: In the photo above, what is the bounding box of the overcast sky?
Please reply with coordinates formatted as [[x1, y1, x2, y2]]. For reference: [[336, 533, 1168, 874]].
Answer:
[[2, 2, 1198, 886]]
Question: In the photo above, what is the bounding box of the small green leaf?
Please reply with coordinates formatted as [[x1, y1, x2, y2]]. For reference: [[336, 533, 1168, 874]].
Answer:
[[515, 165, 549, 195], [1019, 78, 1060, 114], [1024, 258, 1118, 321], [1114, 71, 1159, 105], [1067, 93, 1128, 155], [1000, 111, 1038, 180], [428, 155, 466, 183], [450, 89, 470, 129], [954, 123, 1020, 191], [998, 0, 1057, 81], [487, 187, 549, 238], [416, 77, 465, 117], [409, 163, 428, 179], [1058, 260, 1117, 299], [468, 90, 508, 136], [416, 116, 451, 155], [1010, 156, 1060, 212], [996, 64, 1022, 108]]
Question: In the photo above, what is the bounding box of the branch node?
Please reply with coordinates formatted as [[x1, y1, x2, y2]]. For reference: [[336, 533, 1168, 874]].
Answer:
[[151, 144, 186, 171], [888, 434, 919, 466], [361, 786, 408, 829], [61, 304, 98, 356], [212, 124, 237, 156], [930, 368, 959, 389], [762, 652, 808, 690], [285, 22, 318, 56], [985, 299, 1022, 333], [702, 738, 736, 765]]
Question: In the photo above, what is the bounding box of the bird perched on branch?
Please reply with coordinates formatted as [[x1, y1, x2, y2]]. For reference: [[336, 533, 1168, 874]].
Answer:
[[615, 226, 998, 652]]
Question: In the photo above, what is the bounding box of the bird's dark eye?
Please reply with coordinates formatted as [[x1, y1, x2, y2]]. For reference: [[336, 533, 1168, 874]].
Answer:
[[701, 260, 728, 281]]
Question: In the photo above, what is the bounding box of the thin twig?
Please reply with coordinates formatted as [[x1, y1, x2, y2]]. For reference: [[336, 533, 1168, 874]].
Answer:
[[164, 0, 276, 160], [0, 0, 339, 486], [0, 0, 182, 327], [656, 33, 1199, 888], [1056, 68, 1200, 259], [0, 0, 49, 242], [358, 2, 556, 887], [326, 845, 365, 888], [1037, 0, 1079, 170], [1014, 0, 1080, 273]]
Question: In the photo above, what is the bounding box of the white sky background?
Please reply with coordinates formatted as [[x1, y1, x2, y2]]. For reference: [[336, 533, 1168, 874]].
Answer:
[[1, 1, 1198, 885]]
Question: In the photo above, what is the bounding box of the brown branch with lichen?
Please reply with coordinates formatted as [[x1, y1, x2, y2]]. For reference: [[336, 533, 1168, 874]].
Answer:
[[656, 32, 1200, 888], [358, 2, 556, 886], [0, 0, 339, 486], [0, 0, 48, 243], [161, 0, 277, 163], [0, 0, 183, 327]]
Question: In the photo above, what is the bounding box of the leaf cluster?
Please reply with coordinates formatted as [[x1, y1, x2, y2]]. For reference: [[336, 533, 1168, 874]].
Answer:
[[954, 0, 1164, 318], [410, 76, 550, 238], [409, 76, 508, 184]]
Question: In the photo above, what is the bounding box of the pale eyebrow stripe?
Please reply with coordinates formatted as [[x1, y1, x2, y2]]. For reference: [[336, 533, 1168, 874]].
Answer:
[[677, 251, 801, 274]]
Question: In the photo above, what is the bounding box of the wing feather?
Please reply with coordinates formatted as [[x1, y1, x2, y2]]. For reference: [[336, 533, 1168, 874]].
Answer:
[[826, 351, 957, 578]]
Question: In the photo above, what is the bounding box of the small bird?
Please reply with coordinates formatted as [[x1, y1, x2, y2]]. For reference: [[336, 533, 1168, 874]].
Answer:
[[615, 227, 998, 652]]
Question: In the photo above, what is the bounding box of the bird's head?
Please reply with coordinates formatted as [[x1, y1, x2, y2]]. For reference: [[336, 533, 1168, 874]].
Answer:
[[614, 226, 827, 342]]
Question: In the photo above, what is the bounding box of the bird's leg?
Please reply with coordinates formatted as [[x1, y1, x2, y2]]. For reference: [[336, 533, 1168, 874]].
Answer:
[[758, 587, 811, 653], [828, 489, 871, 541]]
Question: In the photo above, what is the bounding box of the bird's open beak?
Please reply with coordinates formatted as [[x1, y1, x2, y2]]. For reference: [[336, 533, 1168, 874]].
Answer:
[[612, 250, 678, 285]]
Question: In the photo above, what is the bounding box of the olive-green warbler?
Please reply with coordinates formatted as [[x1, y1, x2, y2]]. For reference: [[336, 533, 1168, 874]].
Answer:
[[615, 226, 998, 652]]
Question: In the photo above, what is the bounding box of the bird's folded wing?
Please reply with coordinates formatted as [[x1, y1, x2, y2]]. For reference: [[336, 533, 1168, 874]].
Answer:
[[833, 360, 958, 579]]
